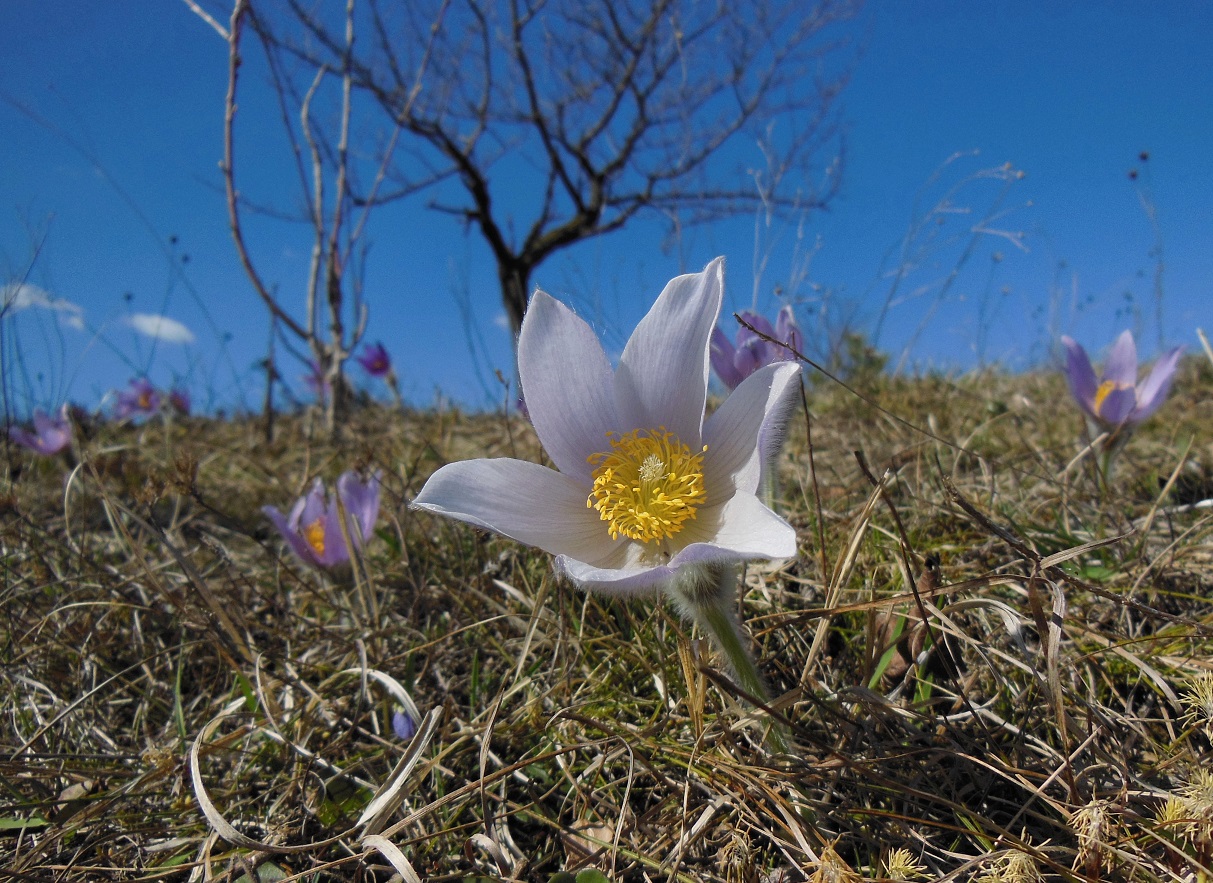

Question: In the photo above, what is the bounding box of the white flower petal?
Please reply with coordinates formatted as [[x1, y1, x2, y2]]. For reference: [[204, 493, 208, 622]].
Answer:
[[614, 258, 722, 445], [674, 493, 797, 561], [518, 291, 620, 482], [412, 458, 619, 563], [702, 362, 801, 500], [556, 547, 680, 596]]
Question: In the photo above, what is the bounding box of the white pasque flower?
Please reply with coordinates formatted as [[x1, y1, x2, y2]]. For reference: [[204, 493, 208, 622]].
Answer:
[[412, 258, 800, 595]]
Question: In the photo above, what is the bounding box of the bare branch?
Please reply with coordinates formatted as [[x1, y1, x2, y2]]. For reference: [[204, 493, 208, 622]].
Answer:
[[243, 0, 859, 340], [223, 0, 307, 341]]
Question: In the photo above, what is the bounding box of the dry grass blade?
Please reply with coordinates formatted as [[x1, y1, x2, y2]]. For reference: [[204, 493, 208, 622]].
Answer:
[[361, 833, 423, 883], [358, 707, 442, 835], [801, 468, 890, 683], [188, 699, 341, 854]]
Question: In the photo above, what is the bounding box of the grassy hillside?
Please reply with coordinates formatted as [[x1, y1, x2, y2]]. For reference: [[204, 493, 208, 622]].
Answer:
[[4, 360, 1213, 882]]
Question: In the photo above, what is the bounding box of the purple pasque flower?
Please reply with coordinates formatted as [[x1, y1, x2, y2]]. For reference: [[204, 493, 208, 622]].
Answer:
[[710, 305, 803, 390], [356, 342, 392, 379], [263, 470, 381, 569], [167, 387, 191, 415], [115, 378, 161, 419], [391, 709, 416, 740], [412, 257, 800, 596], [1061, 330, 1184, 428], [10, 404, 71, 455]]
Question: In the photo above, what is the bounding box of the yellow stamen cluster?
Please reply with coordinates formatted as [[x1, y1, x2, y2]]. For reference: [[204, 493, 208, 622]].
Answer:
[[586, 428, 706, 543], [303, 518, 327, 556], [1093, 379, 1134, 416]]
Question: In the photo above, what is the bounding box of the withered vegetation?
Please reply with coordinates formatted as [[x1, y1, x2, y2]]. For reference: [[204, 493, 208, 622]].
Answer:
[[4, 359, 1213, 881]]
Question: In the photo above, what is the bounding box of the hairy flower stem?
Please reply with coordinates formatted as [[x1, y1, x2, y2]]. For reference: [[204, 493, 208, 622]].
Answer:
[[667, 563, 790, 754]]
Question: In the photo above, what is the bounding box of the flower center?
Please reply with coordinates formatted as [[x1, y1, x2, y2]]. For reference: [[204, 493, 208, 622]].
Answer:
[[586, 428, 706, 543], [1093, 379, 1134, 415], [303, 518, 327, 556]]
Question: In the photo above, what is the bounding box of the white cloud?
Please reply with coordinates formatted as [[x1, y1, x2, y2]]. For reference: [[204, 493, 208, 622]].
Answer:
[[126, 313, 195, 344], [492, 312, 511, 332], [1, 282, 85, 330]]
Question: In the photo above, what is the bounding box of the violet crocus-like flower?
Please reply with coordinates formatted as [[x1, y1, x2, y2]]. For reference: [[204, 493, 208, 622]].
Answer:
[[710, 305, 803, 391], [413, 258, 799, 595], [263, 470, 381, 569], [115, 378, 160, 420], [9, 405, 72, 455], [1061, 330, 1183, 428], [391, 709, 416, 740], [356, 342, 392, 378], [167, 387, 191, 416]]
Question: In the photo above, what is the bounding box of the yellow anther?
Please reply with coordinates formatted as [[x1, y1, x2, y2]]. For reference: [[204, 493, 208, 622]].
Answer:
[[586, 428, 706, 543], [303, 518, 327, 556]]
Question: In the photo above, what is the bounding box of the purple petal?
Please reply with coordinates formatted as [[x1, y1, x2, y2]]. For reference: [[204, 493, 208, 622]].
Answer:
[[337, 470, 381, 542], [1060, 336, 1098, 419], [263, 504, 322, 567], [285, 493, 308, 533], [1103, 330, 1138, 387], [1131, 345, 1184, 421], [734, 311, 782, 371], [320, 503, 352, 566], [710, 327, 743, 390], [168, 388, 191, 415], [518, 291, 620, 483], [774, 305, 803, 360], [9, 427, 44, 454], [18, 407, 71, 454], [412, 458, 621, 565], [357, 343, 392, 377], [1097, 386, 1137, 425], [732, 337, 767, 382], [392, 709, 416, 740], [31, 408, 54, 434], [298, 479, 329, 529], [614, 258, 722, 446], [292, 480, 347, 566], [736, 310, 777, 346]]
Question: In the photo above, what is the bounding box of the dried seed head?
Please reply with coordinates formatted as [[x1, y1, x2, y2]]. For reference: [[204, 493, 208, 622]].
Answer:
[[977, 850, 1042, 883], [883, 847, 928, 880]]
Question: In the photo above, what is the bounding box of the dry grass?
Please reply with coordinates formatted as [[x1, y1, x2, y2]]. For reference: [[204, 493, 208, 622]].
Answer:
[[4, 359, 1213, 882]]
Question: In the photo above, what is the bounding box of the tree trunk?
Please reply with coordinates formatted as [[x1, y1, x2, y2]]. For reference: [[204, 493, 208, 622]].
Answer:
[[499, 262, 531, 342]]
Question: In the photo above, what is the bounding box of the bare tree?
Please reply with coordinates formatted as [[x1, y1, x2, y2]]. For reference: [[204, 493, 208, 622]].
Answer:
[[189, 0, 443, 433], [253, 0, 859, 338]]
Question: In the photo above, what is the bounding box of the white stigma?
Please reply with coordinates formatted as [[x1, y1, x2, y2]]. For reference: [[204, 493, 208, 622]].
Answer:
[[638, 453, 665, 483]]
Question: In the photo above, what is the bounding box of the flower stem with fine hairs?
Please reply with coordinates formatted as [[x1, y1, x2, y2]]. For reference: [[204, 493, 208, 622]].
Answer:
[[667, 563, 790, 754]]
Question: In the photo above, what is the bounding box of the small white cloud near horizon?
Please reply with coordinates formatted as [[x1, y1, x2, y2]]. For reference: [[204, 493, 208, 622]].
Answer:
[[126, 313, 195, 344], [1, 282, 86, 330]]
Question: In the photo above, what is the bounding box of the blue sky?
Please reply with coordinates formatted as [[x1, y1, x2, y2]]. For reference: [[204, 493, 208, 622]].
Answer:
[[2, 1, 1211, 416]]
